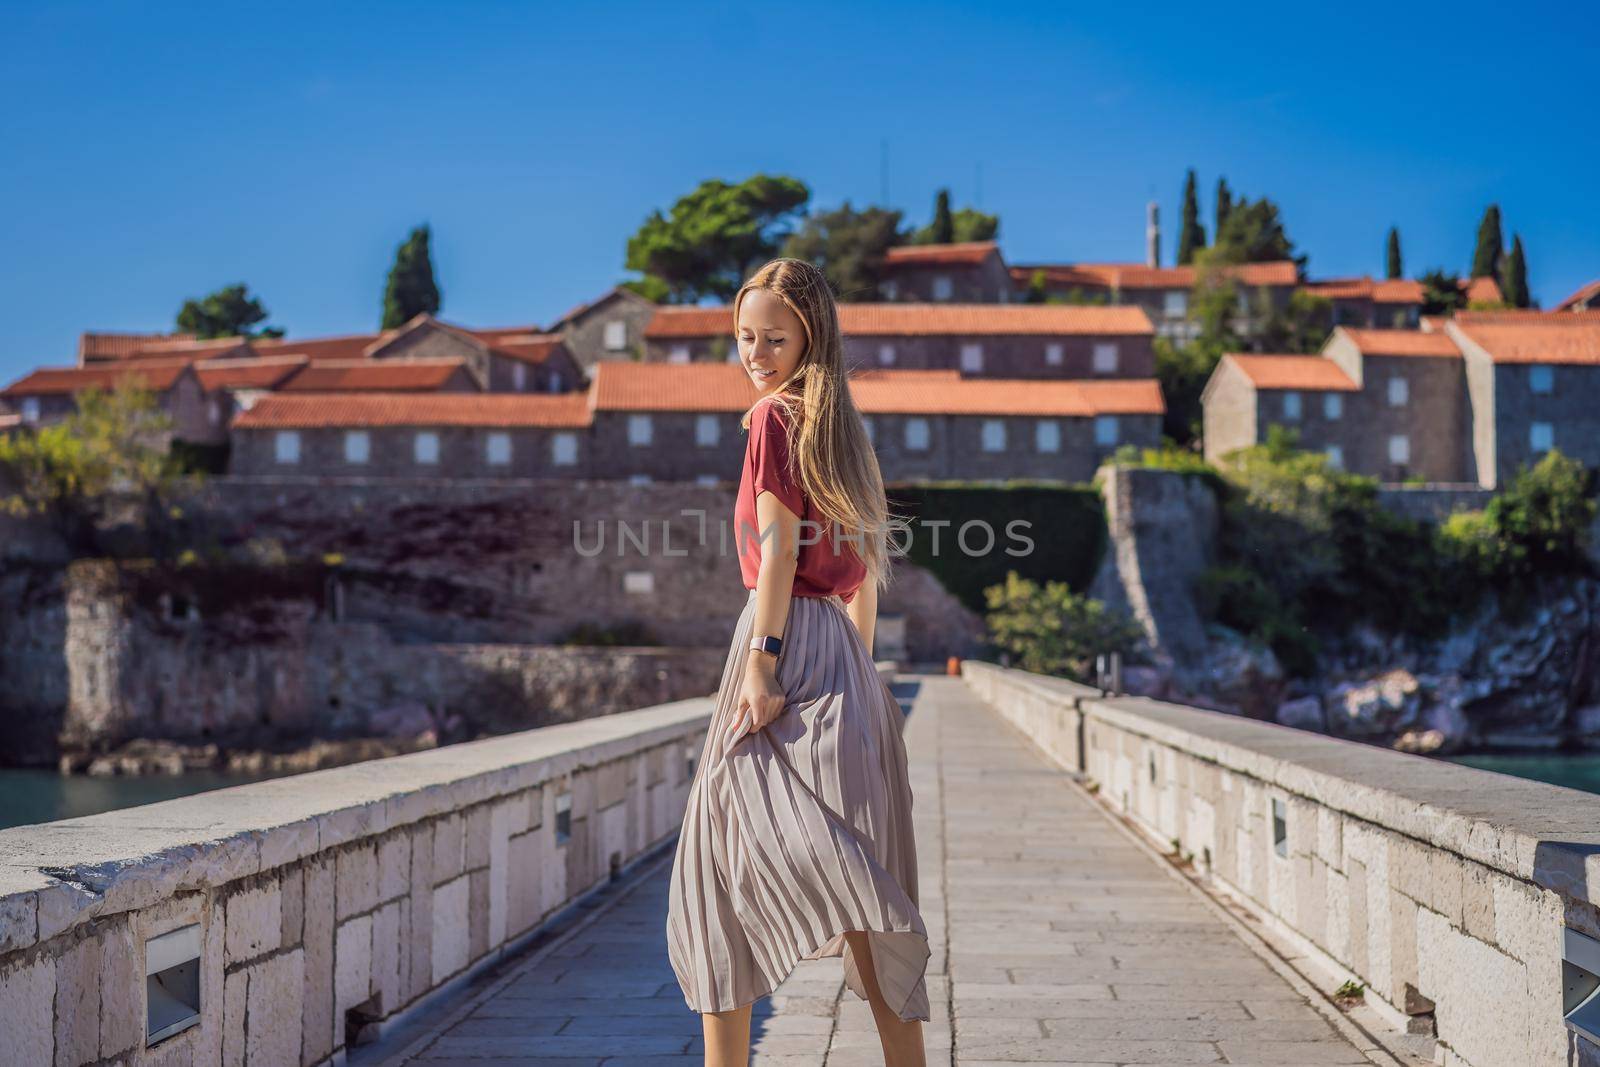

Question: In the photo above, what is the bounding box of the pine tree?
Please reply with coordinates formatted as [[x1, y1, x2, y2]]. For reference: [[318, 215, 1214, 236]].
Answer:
[[1470, 204, 1503, 279], [382, 224, 442, 329], [1501, 234, 1530, 308], [928, 189, 954, 244], [1386, 227, 1402, 279], [1215, 177, 1233, 237], [1177, 169, 1205, 266]]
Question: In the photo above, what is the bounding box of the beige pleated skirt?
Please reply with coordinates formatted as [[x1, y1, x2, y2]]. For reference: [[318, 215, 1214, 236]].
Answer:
[[666, 589, 930, 1022]]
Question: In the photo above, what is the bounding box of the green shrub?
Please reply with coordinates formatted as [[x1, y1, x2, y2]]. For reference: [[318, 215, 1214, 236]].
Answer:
[[983, 571, 1143, 681]]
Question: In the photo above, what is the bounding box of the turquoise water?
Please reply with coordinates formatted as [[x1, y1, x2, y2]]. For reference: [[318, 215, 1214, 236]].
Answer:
[[1446, 753, 1600, 796], [0, 768, 285, 830]]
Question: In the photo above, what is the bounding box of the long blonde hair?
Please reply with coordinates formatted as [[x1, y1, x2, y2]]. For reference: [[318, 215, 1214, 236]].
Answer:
[[735, 258, 892, 589]]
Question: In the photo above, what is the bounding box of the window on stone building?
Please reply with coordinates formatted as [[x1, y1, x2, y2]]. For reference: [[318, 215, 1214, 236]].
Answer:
[[1282, 391, 1301, 420], [551, 432, 578, 466], [905, 418, 930, 451], [1045, 343, 1064, 367], [21, 397, 41, 423], [932, 275, 953, 301], [1530, 365, 1554, 394], [1163, 291, 1187, 318], [1035, 420, 1060, 453], [512, 363, 528, 391], [623, 571, 654, 595], [1387, 376, 1408, 406], [629, 473, 652, 486], [695, 474, 719, 487], [981, 419, 1006, 452], [486, 432, 512, 466], [1092, 343, 1119, 374], [628, 414, 653, 446], [1325, 445, 1344, 469], [604, 320, 627, 351], [695, 414, 719, 447], [547, 375, 561, 393], [208, 398, 222, 426], [1094, 415, 1119, 447], [669, 344, 691, 364], [1531, 422, 1554, 453], [882, 280, 899, 300], [1324, 393, 1343, 419], [960, 344, 984, 373], [878, 344, 896, 366], [344, 431, 370, 464], [1388, 434, 1410, 464], [274, 431, 300, 465], [414, 431, 440, 465]]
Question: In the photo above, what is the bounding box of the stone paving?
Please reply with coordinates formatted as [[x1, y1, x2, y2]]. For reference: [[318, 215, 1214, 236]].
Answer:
[[373, 675, 1380, 1065]]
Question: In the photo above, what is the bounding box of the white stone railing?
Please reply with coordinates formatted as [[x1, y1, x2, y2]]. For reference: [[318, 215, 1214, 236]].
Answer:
[[963, 661, 1600, 1067], [0, 697, 710, 1066]]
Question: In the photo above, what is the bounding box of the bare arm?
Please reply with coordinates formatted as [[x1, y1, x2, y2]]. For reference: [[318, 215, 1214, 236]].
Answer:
[[845, 574, 878, 658], [728, 490, 799, 745]]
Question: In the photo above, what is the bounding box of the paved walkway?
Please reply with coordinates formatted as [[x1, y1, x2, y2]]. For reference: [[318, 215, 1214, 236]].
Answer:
[[374, 675, 1380, 1065]]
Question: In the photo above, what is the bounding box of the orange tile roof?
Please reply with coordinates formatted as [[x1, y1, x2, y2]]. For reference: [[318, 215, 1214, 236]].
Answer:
[[1451, 319, 1600, 365], [108, 336, 255, 363], [1011, 260, 1299, 290], [193, 355, 309, 392], [78, 331, 196, 361], [279, 359, 473, 393], [233, 393, 593, 430], [882, 241, 1000, 267], [1461, 276, 1504, 304], [1340, 329, 1460, 358], [645, 303, 1154, 339], [253, 332, 392, 363], [592, 362, 760, 412], [1301, 277, 1423, 304], [489, 334, 568, 365], [2, 360, 194, 397], [850, 371, 1164, 417], [1555, 279, 1600, 312], [1223, 354, 1359, 391]]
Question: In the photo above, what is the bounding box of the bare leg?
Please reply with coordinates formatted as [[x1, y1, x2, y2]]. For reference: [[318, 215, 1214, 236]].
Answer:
[[702, 1003, 752, 1067], [844, 931, 926, 1067]]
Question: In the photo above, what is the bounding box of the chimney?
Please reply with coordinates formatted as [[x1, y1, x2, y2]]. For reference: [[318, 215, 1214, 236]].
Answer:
[[1146, 201, 1160, 269]]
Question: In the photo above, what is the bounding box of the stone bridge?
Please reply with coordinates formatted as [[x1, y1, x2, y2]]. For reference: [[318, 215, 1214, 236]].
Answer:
[[2, 666, 1598, 1067]]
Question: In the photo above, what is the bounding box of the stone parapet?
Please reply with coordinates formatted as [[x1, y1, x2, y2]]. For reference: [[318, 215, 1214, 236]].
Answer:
[[0, 697, 709, 1065], [964, 660, 1600, 1067]]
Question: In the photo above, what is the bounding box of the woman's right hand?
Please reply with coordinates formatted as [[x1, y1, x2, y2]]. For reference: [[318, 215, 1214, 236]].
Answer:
[[725, 652, 786, 751]]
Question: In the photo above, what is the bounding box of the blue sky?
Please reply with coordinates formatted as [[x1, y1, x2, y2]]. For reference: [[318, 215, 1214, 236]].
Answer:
[[2, 2, 1595, 384]]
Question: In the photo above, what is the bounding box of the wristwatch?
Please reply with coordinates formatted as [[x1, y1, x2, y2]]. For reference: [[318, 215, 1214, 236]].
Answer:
[[749, 634, 783, 658]]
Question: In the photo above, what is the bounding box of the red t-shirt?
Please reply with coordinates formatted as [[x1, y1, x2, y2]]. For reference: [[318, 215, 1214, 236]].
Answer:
[[734, 395, 866, 603]]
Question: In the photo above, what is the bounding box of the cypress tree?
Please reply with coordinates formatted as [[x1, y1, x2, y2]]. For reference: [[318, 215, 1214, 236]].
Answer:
[[929, 189, 954, 244], [1215, 177, 1233, 237], [1501, 234, 1530, 308], [1177, 169, 1205, 266], [1470, 204, 1503, 279], [382, 224, 442, 329], [1386, 227, 1402, 279]]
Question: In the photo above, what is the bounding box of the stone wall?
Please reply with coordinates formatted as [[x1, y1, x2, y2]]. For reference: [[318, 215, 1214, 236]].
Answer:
[[964, 661, 1599, 1067], [0, 697, 708, 1066], [1375, 484, 1497, 522]]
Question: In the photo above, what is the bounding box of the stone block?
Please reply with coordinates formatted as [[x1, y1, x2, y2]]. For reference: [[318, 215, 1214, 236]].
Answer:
[[279, 865, 304, 948], [431, 874, 470, 983], [506, 830, 542, 936], [54, 931, 100, 1066], [0, 953, 54, 1067], [1430, 850, 1464, 927], [376, 832, 411, 905], [505, 789, 533, 836], [301, 854, 335, 1066], [246, 947, 305, 1067], [1463, 863, 1496, 943], [225, 881, 282, 965], [406, 824, 434, 1002], [334, 914, 373, 1044], [1316, 805, 1343, 870], [489, 801, 513, 948], [370, 900, 402, 1014], [1392, 837, 1432, 904], [597, 759, 628, 810], [256, 817, 318, 873], [468, 868, 490, 961], [1324, 867, 1351, 963], [0, 889, 37, 954], [335, 842, 378, 921], [1492, 873, 1558, 965], [432, 813, 464, 883], [1416, 906, 1529, 1067], [1347, 857, 1370, 978], [222, 968, 247, 1067], [465, 805, 492, 870], [526, 785, 544, 831], [99, 917, 143, 1058], [1389, 889, 1420, 1012]]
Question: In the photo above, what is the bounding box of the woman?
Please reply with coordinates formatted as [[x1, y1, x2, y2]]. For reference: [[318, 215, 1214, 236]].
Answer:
[[665, 258, 929, 1067]]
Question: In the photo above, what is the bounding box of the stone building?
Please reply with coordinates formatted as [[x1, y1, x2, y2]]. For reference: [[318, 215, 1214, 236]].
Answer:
[[1554, 279, 1600, 312], [1298, 276, 1423, 329], [643, 303, 1157, 379], [0, 359, 211, 442], [544, 286, 659, 371], [1008, 260, 1300, 341], [230, 362, 1164, 485], [877, 241, 1015, 302]]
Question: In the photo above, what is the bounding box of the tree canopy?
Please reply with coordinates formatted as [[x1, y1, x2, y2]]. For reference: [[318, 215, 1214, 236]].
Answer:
[[1214, 177, 1233, 238], [1471, 204, 1503, 279], [382, 224, 443, 329], [1177, 169, 1205, 266], [781, 202, 904, 301], [1501, 234, 1531, 308], [910, 188, 997, 244], [1386, 227, 1402, 280], [1418, 268, 1467, 316], [1204, 195, 1305, 272], [176, 284, 283, 339], [624, 175, 811, 303]]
